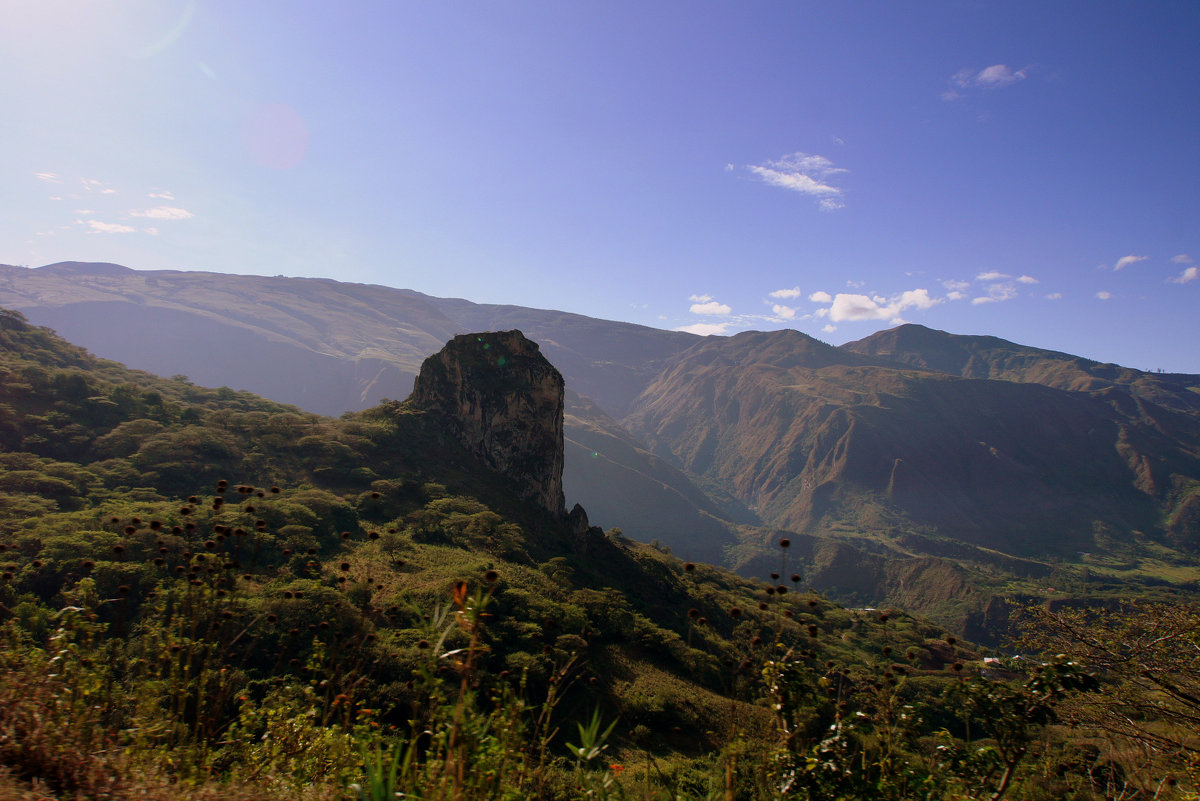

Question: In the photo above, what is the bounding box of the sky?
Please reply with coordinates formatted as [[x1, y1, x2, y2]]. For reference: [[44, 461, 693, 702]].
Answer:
[[3, 1, 1198, 372]]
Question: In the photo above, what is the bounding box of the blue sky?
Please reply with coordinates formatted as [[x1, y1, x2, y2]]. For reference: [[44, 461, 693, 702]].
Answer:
[[3, 1, 1198, 372]]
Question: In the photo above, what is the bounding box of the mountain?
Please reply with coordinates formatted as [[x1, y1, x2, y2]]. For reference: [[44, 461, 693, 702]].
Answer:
[[0, 261, 720, 556], [624, 327, 1200, 630], [5, 262, 1200, 635], [0, 262, 697, 417], [844, 323, 1200, 414]]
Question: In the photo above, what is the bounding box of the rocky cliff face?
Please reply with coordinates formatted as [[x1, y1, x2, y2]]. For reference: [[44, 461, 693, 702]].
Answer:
[[409, 330, 566, 516]]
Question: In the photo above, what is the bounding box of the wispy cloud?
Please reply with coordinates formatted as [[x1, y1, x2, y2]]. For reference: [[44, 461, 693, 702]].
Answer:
[[1112, 255, 1147, 271], [83, 220, 136, 234], [975, 271, 1010, 281], [746, 152, 846, 211], [769, 286, 802, 299], [1169, 266, 1198, 284], [35, 171, 63, 183], [148, 190, 176, 200], [1096, 291, 1112, 300], [1017, 275, 1039, 284], [675, 322, 731, 336], [971, 283, 1019, 305], [131, 206, 194, 220], [1046, 293, 1063, 300], [943, 64, 1029, 100], [81, 178, 117, 195], [771, 304, 797, 320], [1171, 253, 1194, 265]]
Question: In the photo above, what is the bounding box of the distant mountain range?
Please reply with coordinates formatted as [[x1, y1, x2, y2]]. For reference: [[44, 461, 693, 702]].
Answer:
[[5, 261, 1199, 634]]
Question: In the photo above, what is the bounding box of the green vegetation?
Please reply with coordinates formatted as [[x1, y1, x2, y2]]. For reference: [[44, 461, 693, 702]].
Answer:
[[1, 309, 1198, 799]]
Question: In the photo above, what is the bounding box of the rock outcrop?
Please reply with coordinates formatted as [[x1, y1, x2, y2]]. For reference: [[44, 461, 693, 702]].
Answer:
[[409, 330, 566, 516]]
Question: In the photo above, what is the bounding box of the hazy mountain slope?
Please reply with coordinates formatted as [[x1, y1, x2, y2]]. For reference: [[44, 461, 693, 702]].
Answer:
[[625, 329, 1200, 560], [0, 262, 457, 412], [0, 262, 732, 560], [844, 323, 1200, 414], [0, 263, 698, 418], [562, 390, 737, 564]]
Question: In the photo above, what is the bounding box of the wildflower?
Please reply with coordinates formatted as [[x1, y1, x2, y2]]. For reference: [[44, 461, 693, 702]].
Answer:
[[610, 764, 624, 773], [483, 569, 499, 583], [791, 573, 802, 583], [683, 562, 695, 572], [779, 538, 790, 548]]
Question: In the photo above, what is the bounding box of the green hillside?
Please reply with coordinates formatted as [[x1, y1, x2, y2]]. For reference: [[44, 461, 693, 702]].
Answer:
[[5, 308, 1192, 799]]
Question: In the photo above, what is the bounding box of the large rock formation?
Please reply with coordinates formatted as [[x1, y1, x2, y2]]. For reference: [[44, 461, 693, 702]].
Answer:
[[409, 330, 566, 516]]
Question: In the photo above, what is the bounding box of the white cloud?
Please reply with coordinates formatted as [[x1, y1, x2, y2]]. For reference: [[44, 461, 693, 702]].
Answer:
[[1171, 253, 1194, 264], [1169, 266, 1198, 284], [84, 220, 136, 234], [946, 291, 967, 301], [35, 171, 62, 183], [132, 206, 194, 220], [689, 294, 713, 303], [149, 190, 176, 200], [1045, 293, 1062, 300], [690, 300, 732, 316], [74, 209, 95, 215], [1113, 255, 1147, 271], [1096, 291, 1112, 300], [771, 304, 797, 320], [746, 152, 846, 211], [975, 64, 1027, 87], [769, 286, 802, 299], [676, 322, 730, 336], [1017, 275, 1039, 284], [821, 288, 942, 322], [809, 290, 832, 303], [971, 284, 1019, 305], [975, 271, 1010, 281], [945, 64, 1028, 99], [143, 227, 159, 236], [942, 279, 970, 292], [845, 279, 865, 289], [822, 324, 837, 333]]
